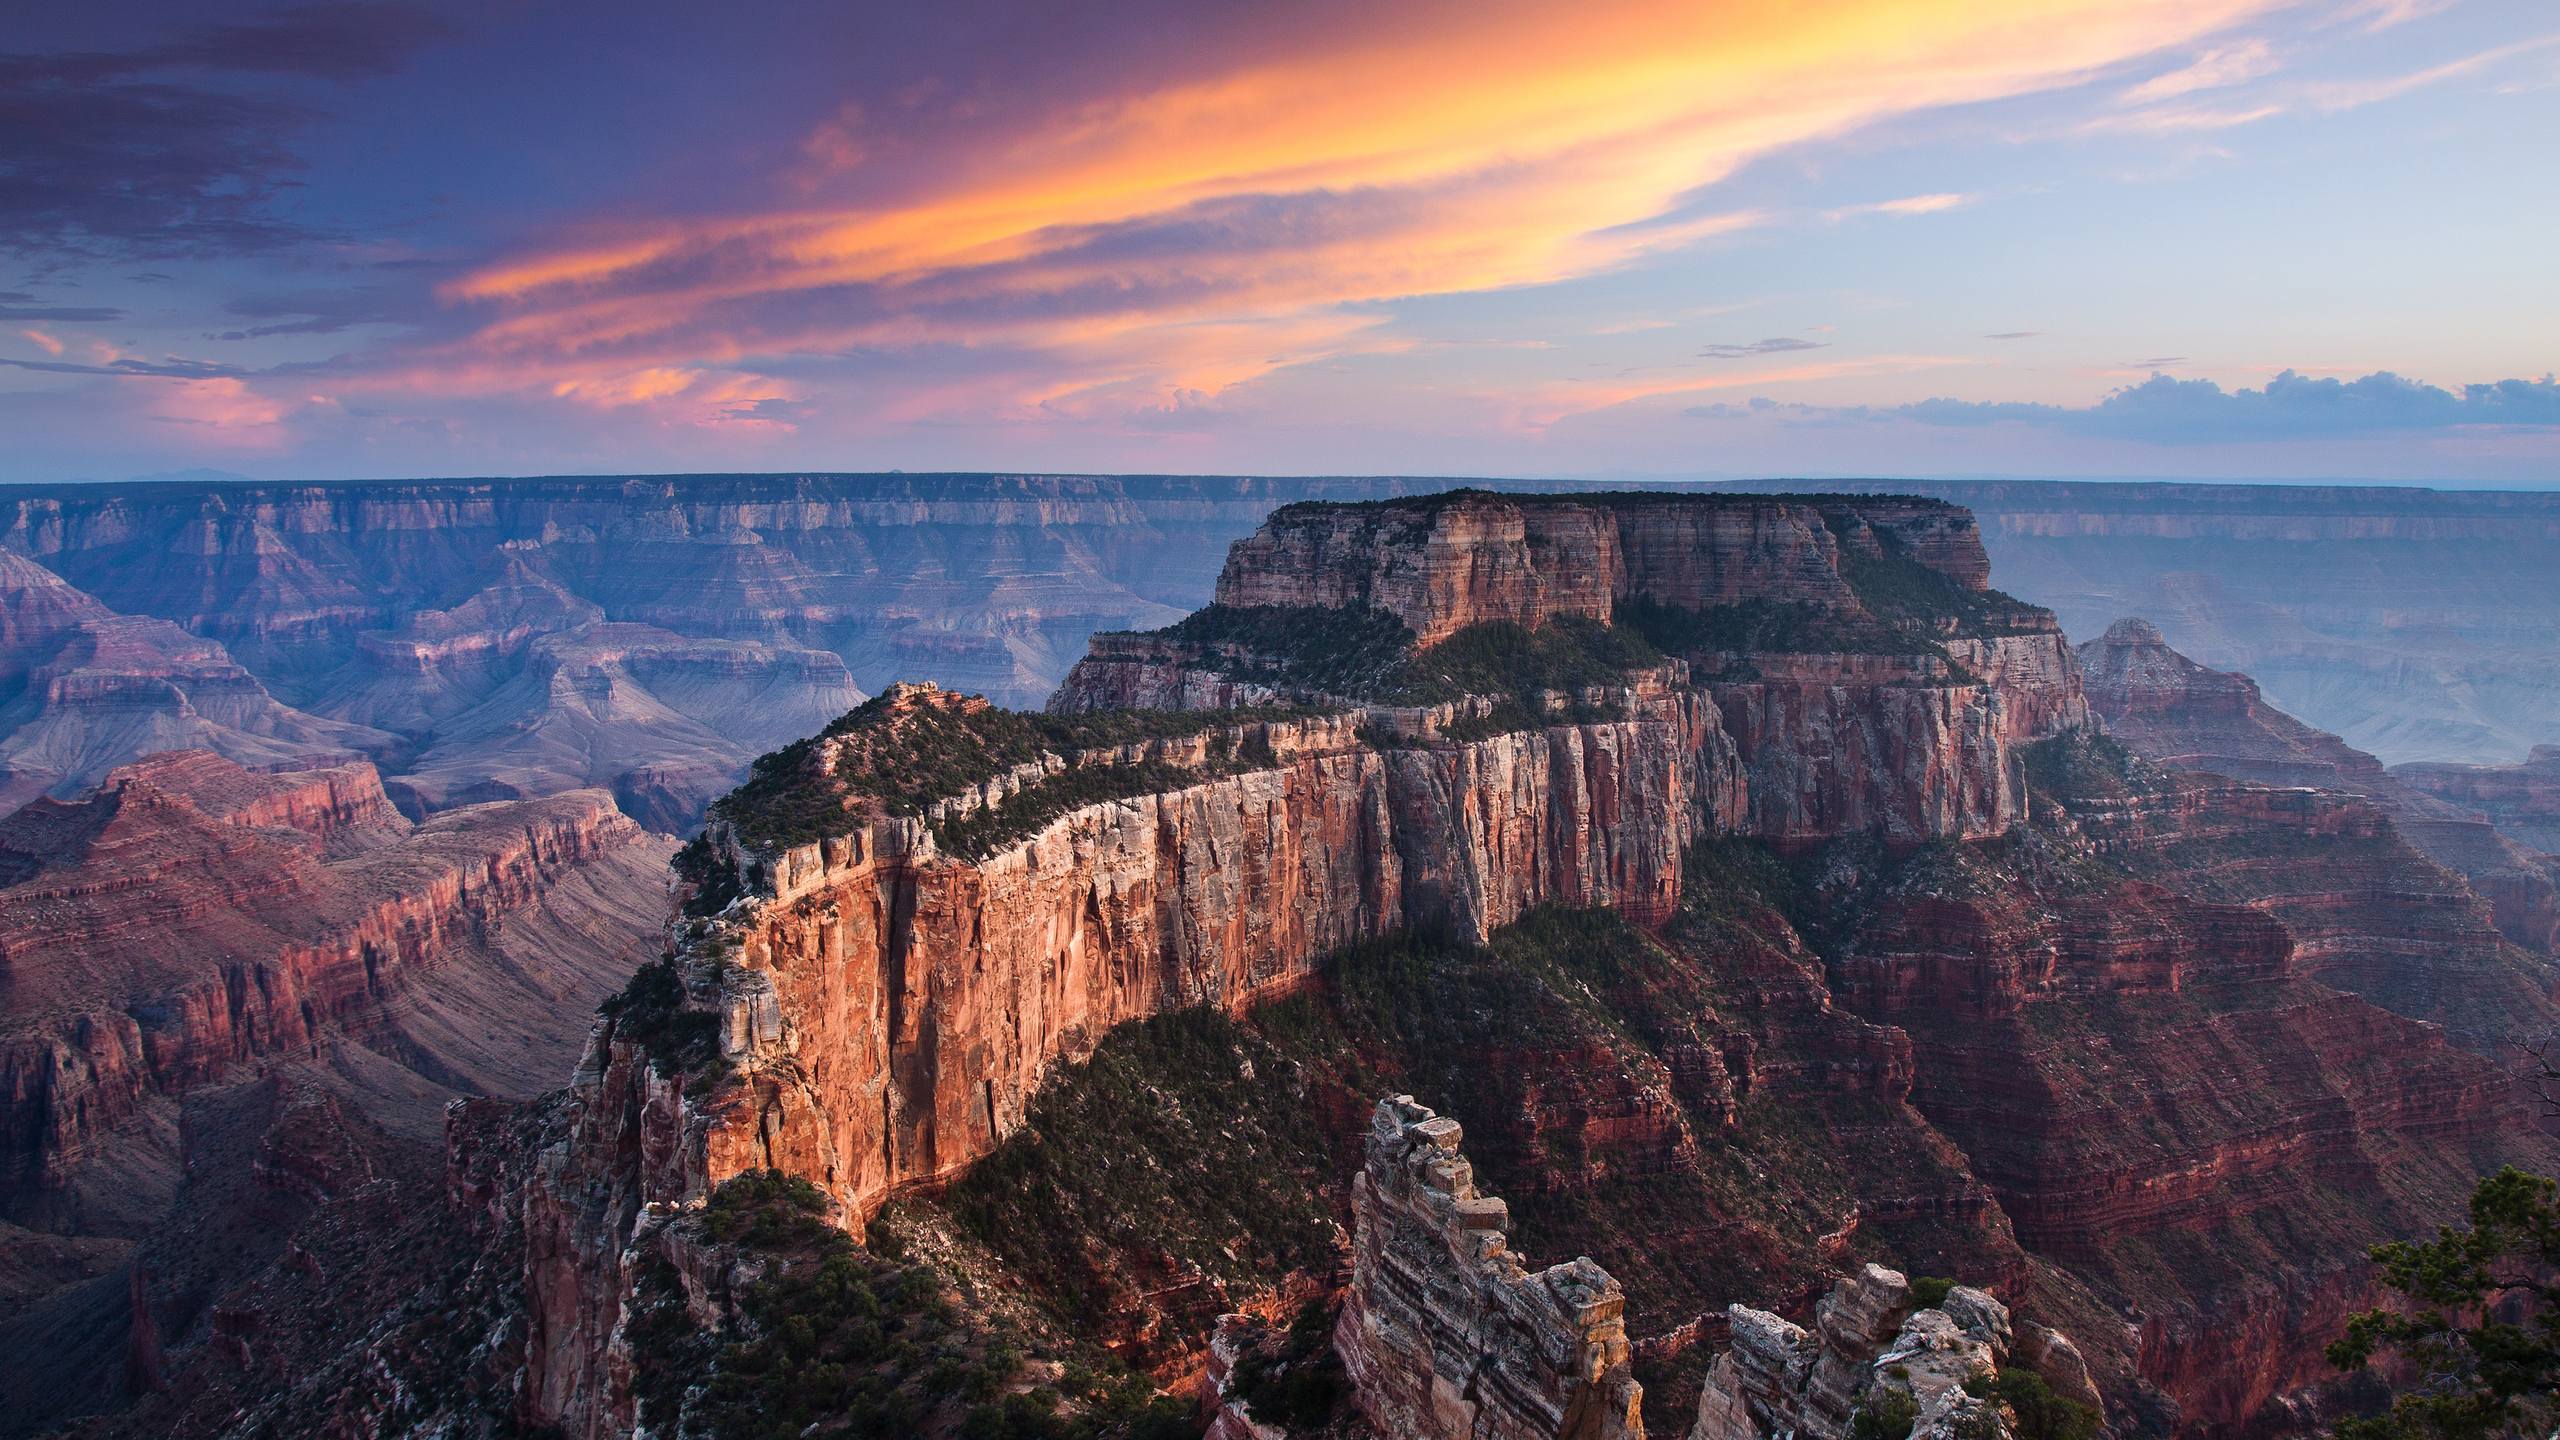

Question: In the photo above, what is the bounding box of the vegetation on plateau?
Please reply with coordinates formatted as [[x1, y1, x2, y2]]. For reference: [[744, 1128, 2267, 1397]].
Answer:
[[1156, 604, 1662, 710], [708, 691, 1314, 853], [625, 1169, 1193, 1440]]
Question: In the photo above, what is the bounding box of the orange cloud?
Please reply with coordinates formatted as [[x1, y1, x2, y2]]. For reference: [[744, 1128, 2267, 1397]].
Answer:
[[432, 0, 2287, 417], [20, 328, 64, 356]]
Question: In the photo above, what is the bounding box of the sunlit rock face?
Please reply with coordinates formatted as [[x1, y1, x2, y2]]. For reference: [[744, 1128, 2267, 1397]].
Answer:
[[490, 490, 2557, 1440], [510, 491, 2109, 1435]]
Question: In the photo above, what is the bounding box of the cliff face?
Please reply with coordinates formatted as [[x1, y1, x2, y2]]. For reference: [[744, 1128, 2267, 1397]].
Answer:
[[1205, 492, 1988, 645], [2396, 746, 2560, 854], [0, 747, 678, 1435], [0, 552, 396, 815], [1058, 493, 2081, 849], [513, 493, 2095, 1436], [1688, 1265, 2057, 1440], [2077, 618, 2388, 791], [477, 490, 2550, 1440]]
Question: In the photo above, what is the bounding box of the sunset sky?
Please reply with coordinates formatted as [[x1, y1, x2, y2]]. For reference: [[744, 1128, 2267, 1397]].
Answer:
[[4, 0, 2555, 484]]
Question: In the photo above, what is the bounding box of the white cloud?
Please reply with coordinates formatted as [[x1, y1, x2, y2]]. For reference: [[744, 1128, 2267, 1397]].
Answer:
[[2122, 38, 2279, 103]]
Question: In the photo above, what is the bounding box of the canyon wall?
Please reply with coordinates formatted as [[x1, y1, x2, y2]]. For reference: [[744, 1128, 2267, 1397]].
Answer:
[[472, 489, 2554, 1440], [7, 473, 2550, 826], [512, 493, 2098, 1435], [2396, 746, 2560, 854], [0, 474, 1472, 706], [0, 751, 671, 1213], [1208, 492, 1986, 643], [2076, 616, 2560, 958]]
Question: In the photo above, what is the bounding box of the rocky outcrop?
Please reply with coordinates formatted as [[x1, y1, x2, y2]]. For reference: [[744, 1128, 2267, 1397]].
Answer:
[[2078, 618, 2387, 792], [1688, 1267, 2019, 1440], [1709, 667, 2019, 847], [509, 493, 2107, 1435], [1202, 492, 1985, 647], [489, 489, 2559, 1440], [2395, 746, 2560, 855], [1217, 496, 1629, 643], [657, 688, 1727, 1213], [1334, 1095, 1644, 1440]]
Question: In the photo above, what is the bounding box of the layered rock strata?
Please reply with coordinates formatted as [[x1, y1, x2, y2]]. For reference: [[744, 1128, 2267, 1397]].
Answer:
[[2075, 617, 2560, 958], [1207, 492, 2006, 645], [1334, 1095, 1644, 1440], [0, 551, 394, 815], [512, 492, 2105, 1435], [0, 751, 671, 1209], [1817, 478, 2560, 766], [1058, 493, 2084, 848], [2395, 746, 2560, 855]]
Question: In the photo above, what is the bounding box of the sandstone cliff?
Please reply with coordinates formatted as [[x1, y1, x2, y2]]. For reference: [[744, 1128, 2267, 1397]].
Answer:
[[1821, 478, 2560, 766], [506, 492, 2102, 1435], [450, 491, 2544, 1440], [2395, 746, 2560, 855]]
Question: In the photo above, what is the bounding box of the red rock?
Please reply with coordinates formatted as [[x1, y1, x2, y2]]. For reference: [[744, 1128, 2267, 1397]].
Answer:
[[0, 750, 673, 1207]]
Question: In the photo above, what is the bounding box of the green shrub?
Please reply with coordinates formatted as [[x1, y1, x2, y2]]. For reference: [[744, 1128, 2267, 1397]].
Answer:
[[1965, 1367, 2101, 1440], [631, 1170, 1191, 1439], [1232, 1300, 1350, 1427], [1912, 1275, 1957, 1309], [711, 691, 1317, 853], [1851, 1386, 1921, 1440], [599, 958, 721, 1077]]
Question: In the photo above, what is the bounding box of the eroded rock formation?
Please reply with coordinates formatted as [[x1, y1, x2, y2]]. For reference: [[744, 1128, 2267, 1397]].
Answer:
[[1688, 1266, 2035, 1440], [438, 491, 2549, 1440], [1334, 1095, 1644, 1440], [2396, 746, 2560, 855], [1819, 479, 2560, 766]]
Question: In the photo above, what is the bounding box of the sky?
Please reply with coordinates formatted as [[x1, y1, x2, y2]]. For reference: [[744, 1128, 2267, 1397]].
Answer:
[[3, 0, 2556, 486]]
